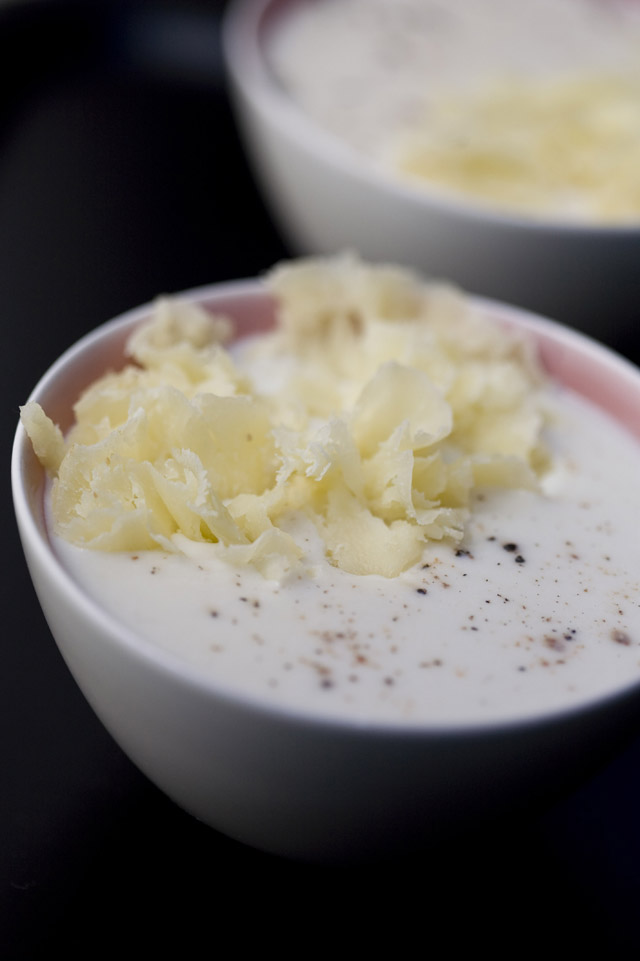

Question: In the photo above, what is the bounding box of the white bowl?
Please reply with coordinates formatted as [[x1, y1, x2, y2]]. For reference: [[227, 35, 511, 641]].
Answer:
[[12, 278, 640, 863], [222, 0, 640, 344]]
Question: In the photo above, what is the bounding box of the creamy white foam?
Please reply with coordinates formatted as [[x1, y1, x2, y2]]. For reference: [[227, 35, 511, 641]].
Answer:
[[51, 385, 640, 726]]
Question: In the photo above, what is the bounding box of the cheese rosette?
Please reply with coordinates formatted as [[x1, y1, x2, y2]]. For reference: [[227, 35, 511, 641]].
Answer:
[[21, 255, 548, 579]]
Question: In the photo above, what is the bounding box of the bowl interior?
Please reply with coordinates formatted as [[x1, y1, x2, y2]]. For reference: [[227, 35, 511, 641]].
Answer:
[[12, 280, 640, 733]]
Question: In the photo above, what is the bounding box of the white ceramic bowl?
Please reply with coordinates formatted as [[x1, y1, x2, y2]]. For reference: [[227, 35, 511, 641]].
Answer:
[[222, 0, 640, 344], [12, 279, 640, 863]]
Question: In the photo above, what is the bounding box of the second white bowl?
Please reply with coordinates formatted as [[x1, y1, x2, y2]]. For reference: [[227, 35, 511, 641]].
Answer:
[[223, 0, 640, 345]]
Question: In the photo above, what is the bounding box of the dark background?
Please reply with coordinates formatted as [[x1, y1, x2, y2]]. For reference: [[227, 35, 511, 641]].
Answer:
[[3, 1, 640, 955]]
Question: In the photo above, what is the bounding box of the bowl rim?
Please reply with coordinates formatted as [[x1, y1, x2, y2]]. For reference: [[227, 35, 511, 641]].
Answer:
[[222, 0, 640, 238], [12, 276, 640, 737]]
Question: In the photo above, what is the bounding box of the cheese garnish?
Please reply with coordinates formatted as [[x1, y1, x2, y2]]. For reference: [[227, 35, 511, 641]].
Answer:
[[393, 72, 640, 223], [21, 255, 549, 578]]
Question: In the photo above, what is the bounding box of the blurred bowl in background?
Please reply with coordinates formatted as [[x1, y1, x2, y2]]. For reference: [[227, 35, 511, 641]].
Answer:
[[223, 0, 640, 349]]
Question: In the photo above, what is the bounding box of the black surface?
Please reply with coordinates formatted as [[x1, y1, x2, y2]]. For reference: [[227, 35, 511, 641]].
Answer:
[[3, 3, 640, 956]]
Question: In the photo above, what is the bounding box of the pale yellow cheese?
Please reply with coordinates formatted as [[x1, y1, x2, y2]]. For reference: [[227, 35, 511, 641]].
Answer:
[[21, 255, 549, 578], [393, 72, 640, 223]]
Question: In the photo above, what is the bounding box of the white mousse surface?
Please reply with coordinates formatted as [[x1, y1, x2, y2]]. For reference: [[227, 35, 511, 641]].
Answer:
[[52, 386, 640, 726]]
